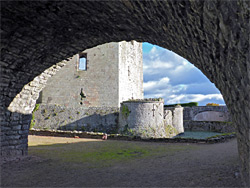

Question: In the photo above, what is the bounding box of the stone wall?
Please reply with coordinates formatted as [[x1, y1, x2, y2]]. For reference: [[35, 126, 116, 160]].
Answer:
[[183, 106, 231, 121], [184, 120, 235, 133], [119, 41, 144, 102], [39, 41, 143, 108], [41, 42, 117, 108], [33, 102, 184, 137], [165, 106, 184, 133], [32, 105, 119, 134], [8, 61, 67, 114], [1, 1, 249, 186], [2, 60, 67, 158], [1, 113, 31, 157], [119, 99, 181, 138]]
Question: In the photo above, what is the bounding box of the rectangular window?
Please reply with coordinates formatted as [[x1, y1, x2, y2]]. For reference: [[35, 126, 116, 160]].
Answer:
[[79, 53, 87, 71]]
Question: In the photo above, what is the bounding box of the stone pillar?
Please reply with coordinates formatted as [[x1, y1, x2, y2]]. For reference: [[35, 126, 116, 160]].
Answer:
[[172, 105, 184, 133], [1, 107, 32, 158], [119, 99, 167, 138], [229, 104, 250, 187], [165, 105, 184, 133]]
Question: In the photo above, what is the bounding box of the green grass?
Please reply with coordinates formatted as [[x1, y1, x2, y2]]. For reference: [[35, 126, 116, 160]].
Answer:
[[206, 132, 236, 139], [28, 138, 197, 168]]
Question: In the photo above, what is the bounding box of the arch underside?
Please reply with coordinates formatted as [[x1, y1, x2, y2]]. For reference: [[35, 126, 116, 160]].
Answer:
[[1, 1, 249, 186]]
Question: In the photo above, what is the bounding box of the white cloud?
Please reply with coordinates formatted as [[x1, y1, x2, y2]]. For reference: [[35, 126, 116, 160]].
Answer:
[[143, 60, 174, 75], [143, 46, 196, 80], [150, 46, 157, 54], [144, 77, 170, 91], [142, 43, 225, 106], [166, 94, 223, 104]]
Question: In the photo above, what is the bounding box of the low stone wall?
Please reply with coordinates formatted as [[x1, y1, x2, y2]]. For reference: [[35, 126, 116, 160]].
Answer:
[[184, 120, 235, 133], [32, 104, 119, 133], [183, 106, 231, 122], [29, 129, 237, 144]]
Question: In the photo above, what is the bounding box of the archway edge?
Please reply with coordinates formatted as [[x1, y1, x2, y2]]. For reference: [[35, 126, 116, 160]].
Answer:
[[1, 1, 249, 186], [2, 1, 249, 105]]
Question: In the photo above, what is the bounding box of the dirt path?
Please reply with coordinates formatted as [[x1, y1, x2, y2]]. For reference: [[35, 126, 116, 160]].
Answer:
[[1, 136, 243, 187]]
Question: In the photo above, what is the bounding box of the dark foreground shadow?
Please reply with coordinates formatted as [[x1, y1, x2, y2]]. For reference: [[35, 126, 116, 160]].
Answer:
[[1, 136, 242, 187]]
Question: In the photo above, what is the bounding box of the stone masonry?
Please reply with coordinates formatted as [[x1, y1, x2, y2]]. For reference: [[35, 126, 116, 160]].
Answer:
[[165, 105, 184, 133], [1, 1, 249, 186], [183, 106, 231, 122], [184, 120, 235, 133], [32, 104, 119, 134], [8, 61, 67, 114], [119, 99, 184, 138], [183, 106, 234, 134], [39, 41, 143, 108]]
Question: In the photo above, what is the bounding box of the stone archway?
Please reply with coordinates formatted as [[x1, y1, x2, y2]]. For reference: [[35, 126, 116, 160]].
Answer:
[[193, 111, 229, 122], [1, 1, 249, 186]]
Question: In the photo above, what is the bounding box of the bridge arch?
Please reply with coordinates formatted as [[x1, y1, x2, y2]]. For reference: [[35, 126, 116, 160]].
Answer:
[[1, 1, 249, 186]]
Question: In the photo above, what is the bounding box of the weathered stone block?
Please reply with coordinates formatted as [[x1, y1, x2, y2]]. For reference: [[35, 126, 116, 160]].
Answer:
[[5, 131, 18, 136], [21, 124, 30, 130], [12, 125, 22, 130], [15, 144, 28, 150], [4, 135, 21, 140], [18, 130, 29, 135], [0, 126, 11, 131]]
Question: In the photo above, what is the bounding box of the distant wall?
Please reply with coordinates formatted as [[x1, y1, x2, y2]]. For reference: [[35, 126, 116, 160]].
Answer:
[[184, 120, 235, 133], [193, 111, 230, 121], [183, 106, 231, 122], [32, 104, 119, 133]]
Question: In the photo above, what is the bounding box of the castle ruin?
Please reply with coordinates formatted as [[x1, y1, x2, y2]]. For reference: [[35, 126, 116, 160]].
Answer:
[[33, 41, 184, 137]]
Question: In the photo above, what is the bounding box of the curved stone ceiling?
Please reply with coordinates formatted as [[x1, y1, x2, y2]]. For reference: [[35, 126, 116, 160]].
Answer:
[[1, 1, 249, 186]]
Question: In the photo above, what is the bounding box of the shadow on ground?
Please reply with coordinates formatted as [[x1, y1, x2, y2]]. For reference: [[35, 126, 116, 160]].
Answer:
[[1, 136, 242, 187]]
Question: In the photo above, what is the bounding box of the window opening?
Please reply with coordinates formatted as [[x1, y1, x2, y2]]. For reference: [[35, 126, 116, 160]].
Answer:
[[79, 53, 87, 71]]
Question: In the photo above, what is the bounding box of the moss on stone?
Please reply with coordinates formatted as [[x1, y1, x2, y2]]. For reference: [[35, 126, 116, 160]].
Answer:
[[165, 124, 178, 137], [121, 105, 130, 118], [30, 104, 40, 130]]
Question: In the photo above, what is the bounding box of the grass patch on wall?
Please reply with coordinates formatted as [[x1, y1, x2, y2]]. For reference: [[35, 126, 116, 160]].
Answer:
[[165, 124, 178, 137], [121, 105, 130, 118], [30, 104, 40, 129]]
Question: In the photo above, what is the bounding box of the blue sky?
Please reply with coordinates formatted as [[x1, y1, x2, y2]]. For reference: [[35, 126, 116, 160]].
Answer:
[[142, 42, 225, 106]]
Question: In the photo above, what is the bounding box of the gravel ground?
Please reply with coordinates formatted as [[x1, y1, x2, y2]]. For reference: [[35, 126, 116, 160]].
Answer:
[[1, 136, 243, 187]]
